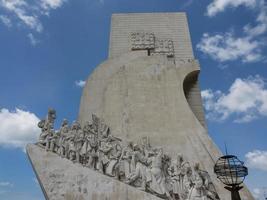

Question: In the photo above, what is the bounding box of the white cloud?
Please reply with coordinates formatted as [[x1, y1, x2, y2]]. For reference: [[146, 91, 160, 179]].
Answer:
[[0, 15, 11, 27], [0, 0, 66, 32], [0, 0, 43, 32], [252, 187, 267, 200], [245, 150, 267, 171], [0, 182, 13, 187], [206, 0, 257, 17], [199, 0, 267, 63], [40, 0, 65, 11], [0, 108, 40, 150], [197, 33, 262, 63], [201, 75, 267, 122], [244, 0, 267, 37], [75, 80, 86, 88], [27, 33, 39, 46]]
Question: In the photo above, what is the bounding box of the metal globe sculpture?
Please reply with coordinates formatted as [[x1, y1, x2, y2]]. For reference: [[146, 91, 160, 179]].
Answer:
[[214, 155, 248, 200], [214, 155, 248, 186]]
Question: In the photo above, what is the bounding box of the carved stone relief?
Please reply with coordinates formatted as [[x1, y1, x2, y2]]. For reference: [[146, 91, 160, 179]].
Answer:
[[151, 39, 174, 57], [37, 109, 220, 200], [130, 32, 155, 50], [130, 32, 174, 58]]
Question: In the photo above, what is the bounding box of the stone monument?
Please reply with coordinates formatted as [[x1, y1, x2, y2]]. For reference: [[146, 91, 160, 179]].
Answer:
[[27, 13, 255, 200]]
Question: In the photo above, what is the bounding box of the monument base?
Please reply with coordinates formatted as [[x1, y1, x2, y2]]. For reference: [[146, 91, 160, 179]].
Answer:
[[26, 144, 162, 200]]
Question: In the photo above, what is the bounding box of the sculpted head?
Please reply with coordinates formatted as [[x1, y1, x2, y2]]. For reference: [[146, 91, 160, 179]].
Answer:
[[177, 154, 184, 163], [48, 108, 56, 121], [194, 163, 200, 172], [71, 121, 81, 130], [127, 141, 133, 149], [62, 119, 68, 126], [186, 166, 192, 176], [158, 148, 163, 155], [133, 144, 140, 151]]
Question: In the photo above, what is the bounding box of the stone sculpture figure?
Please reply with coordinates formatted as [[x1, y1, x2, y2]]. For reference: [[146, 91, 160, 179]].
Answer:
[[45, 129, 58, 152], [105, 142, 122, 177], [126, 144, 149, 190], [73, 122, 84, 163], [66, 122, 78, 161], [147, 148, 171, 199], [58, 119, 70, 157], [38, 122, 53, 146], [97, 135, 114, 174], [83, 121, 91, 135], [187, 166, 207, 200], [38, 108, 56, 146], [35, 112, 222, 200], [172, 154, 190, 199], [168, 162, 179, 199], [192, 163, 219, 200], [80, 121, 97, 166], [87, 134, 98, 169], [182, 167, 194, 200], [119, 141, 134, 180]]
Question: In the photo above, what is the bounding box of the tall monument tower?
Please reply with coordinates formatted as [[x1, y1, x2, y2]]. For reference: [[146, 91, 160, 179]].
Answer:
[[78, 13, 253, 200], [27, 13, 254, 200]]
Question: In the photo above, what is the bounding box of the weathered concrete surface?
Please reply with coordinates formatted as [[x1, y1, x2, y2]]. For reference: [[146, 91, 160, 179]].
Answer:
[[108, 13, 206, 129], [27, 144, 163, 200], [78, 54, 254, 200]]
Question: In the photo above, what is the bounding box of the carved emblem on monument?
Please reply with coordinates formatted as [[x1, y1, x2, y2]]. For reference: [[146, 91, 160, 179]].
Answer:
[[130, 32, 155, 50], [130, 32, 174, 58], [151, 39, 174, 57], [36, 109, 220, 200]]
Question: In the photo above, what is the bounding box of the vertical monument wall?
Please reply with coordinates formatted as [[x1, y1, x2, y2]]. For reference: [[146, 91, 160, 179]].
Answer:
[[78, 13, 254, 200], [108, 13, 207, 128]]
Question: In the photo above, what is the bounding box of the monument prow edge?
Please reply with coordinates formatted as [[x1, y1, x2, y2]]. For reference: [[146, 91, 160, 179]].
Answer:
[[26, 144, 49, 200], [26, 144, 163, 200]]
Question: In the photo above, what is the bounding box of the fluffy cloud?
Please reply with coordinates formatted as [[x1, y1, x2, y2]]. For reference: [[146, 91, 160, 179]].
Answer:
[[0, 108, 40, 150], [75, 80, 86, 88], [40, 0, 65, 11], [245, 150, 267, 171], [201, 75, 267, 122], [0, 0, 66, 32], [0, 0, 43, 32], [206, 0, 257, 17], [244, 0, 267, 37], [197, 33, 262, 63], [199, 0, 267, 63]]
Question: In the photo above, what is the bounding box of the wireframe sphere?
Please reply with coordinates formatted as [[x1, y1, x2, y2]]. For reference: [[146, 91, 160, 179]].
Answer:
[[214, 155, 248, 186]]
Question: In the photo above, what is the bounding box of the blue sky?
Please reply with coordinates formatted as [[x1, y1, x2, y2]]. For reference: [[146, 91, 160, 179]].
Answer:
[[0, 0, 266, 199]]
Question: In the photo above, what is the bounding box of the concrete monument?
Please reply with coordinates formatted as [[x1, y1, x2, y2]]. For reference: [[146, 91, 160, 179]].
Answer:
[[27, 13, 255, 200]]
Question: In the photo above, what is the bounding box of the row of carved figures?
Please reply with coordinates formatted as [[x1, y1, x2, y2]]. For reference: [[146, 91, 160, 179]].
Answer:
[[37, 108, 220, 200]]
